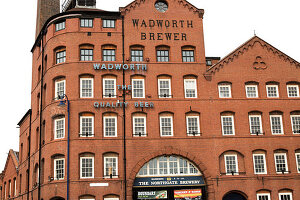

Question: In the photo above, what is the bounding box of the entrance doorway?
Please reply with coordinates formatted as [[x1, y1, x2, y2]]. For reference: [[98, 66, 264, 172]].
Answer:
[[222, 192, 247, 200]]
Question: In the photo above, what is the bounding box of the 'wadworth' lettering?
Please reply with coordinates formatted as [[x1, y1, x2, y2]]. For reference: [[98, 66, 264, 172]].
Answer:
[[132, 19, 193, 28], [93, 63, 147, 71]]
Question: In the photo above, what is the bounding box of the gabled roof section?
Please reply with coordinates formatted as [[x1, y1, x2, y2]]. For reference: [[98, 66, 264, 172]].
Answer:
[[204, 36, 300, 79], [120, 0, 204, 18], [2, 149, 19, 176]]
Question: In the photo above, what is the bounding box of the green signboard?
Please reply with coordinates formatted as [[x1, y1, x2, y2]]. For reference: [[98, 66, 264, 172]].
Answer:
[[137, 190, 167, 199]]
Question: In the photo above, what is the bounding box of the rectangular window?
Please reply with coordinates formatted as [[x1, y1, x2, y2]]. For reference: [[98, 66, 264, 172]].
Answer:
[[54, 118, 65, 139], [257, 193, 270, 200], [103, 19, 115, 28], [274, 153, 288, 173], [104, 157, 118, 177], [80, 78, 93, 98], [131, 50, 143, 62], [133, 116, 146, 137], [186, 116, 200, 136], [287, 85, 299, 97], [246, 85, 258, 98], [55, 21, 65, 31], [253, 154, 267, 174], [14, 179, 16, 197], [160, 116, 173, 136], [266, 85, 279, 97], [80, 157, 94, 178], [291, 115, 300, 134], [158, 79, 171, 98], [80, 18, 93, 27], [219, 85, 231, 98], [270, 115, 283, 134], [249, 115, 263, 135], [157, 50, 169, 62], [221, 116, 235, 135], [184, 79, 197, 98], [224, 155, 238, 175], [56, 50, 66, 64], [103, 49, 116, 61], [182, 50, 194, 62], [132, 79, 145, 98], [54, 158, 65, 180], [296, 153, 300, 173], [55, 80, 65, 98], [80, 116, 94, 137], [279, 193, 293, 200], [104, 116, 117, 137], [103, 78, 116, 98], [80, 49, 93, 61]]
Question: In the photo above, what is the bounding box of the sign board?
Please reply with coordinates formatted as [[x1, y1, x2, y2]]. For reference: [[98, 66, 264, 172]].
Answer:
[[137, 191, 167, 199], [174, 189, 202, 200], [133, 176, 205, 187]]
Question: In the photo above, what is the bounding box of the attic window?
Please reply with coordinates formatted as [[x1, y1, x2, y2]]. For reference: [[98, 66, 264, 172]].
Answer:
[[155, 1, 168, 13], [77, 0, 96, 7]]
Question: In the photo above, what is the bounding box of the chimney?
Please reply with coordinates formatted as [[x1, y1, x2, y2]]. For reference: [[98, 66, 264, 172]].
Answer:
[[35, 0, 60, 38]]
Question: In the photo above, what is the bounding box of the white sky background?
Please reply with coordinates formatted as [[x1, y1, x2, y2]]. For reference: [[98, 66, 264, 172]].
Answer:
[[0, 0, 299, 169]]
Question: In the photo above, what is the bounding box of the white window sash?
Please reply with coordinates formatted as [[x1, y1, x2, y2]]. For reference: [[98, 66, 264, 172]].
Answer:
[[257, 193, 270, 200], [54, 158, 65, 180], [295, 153, 300, 173], [290, 115, 300, 134], [80, 78, 94, 98], [249, 115, 263, 135], [224, 154, 239, 175], [186, 116, 200, 136], [80, 157, 94, 179], [184, 79, 197, 98], [279, 193, 293, 200], [266, 85, 279, 97], [270, 115, 284, 135], [133, 116, 147, 137], [132, 79, 145, 98], [158, 79, 171, 98], [160, 116, 173, 136], [103, 116, 117, 137], [80, 116, 94, 137], [103, 78, 116, 98], [104, 156, 118, 178], [218, 84, 232, 98], [55, 80, 66, 98], [252, 154, 267, 174], [274, 153, 288, 174], [287, 85, 299, 97], [245, 85, 258, 98], [221, 116, 235, 135], [54, 118, 65, 139]]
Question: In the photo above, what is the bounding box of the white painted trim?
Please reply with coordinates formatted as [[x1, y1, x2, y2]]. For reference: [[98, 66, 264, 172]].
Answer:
[[158, 79, 171, 98], [221, 115, 235, 135], [252, 153, 267, 174], [103, 116, 117, 137], [184, 79, 197, 98], [80, 157, 94, 179], [245, 84, 258, 98]]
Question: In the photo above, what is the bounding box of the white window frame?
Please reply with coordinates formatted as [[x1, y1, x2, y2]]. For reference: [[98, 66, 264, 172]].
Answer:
[[80, 18, 93, 28], [279, 193, 293, 200], [54, 158, 65, 180], [54, 117, 65, 139], [224, 154, 239, 175], [221, 115, 235, 136], [290, 115, 300, 134], [55, 21, 65, 31], [160, 116, 173, 137], [249, 115, 263, 135], [102, 19, 116, 28], [257, 193, 271, 200], [158, 79, 171, 98], [218, 84, 232, 98], [266, 85, 279, 98], [80, 116, 94, 137], [103, 116, 117, 137], [245, 85, 258, 98], [80, 78, 94, 98], [14, 179, 16, 197], [184, 79, 197, 98], [186, 116, 200, 136], [104, 156, 118, 178], [287, 85, 299, 97], [103, 78, 116, 98], [55, 80, 66, 99], [270, 115, 284, 135], [132, 79, 145, 98], [295, 153, 300, 173], [133, 116, 147, 137], [80, 157, 94, 179], [274, 153, 288, 174], [253, 154, 267, 174]]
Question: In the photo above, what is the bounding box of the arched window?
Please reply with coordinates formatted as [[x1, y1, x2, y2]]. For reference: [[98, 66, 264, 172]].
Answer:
[[156, 45, 170, 62], [132, 112, 147, 137], [102, 44, 116, 61], [181, 46, 195, 62], [252, 150, 267, 174], [80, 44, 94, 61], [130, 45, 144, 62], [103, 152, 119, 178], [245, 81, 259, 98], [54, 46, 66, 64]]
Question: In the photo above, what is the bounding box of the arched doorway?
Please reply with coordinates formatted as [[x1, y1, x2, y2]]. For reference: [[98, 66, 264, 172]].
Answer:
[[223, 191, 247, 200], [133, 155, 206, 200], [50, 197, 65, 200]]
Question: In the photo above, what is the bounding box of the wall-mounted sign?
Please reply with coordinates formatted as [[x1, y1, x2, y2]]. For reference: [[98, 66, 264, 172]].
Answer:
[[137, 191, 167, 199], [94, 101, 154, 108], [93, 63, 147, 71], [133, 176, 204, 187], [174, 189, 202, 200]]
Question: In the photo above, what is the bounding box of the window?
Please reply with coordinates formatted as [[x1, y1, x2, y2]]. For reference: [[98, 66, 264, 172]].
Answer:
[[104, 156, 118, 178], [218, 84, 231, 98], [184, 79, 197, 98], [54, 158, 65, 180], [55, 21, 65, 31], [186, 116, 200, 136], [80, 116, 94, 137], [249, 115, 263, 135], [103, 49, 116, 61], [54, 117, 65, 139], [103, 78, 116, 98], [133, 116, 146, 137], [182, 50, 194, 62], [246, 85, 258, 98], [104, 116, 117, 137], [224, 154, 238, 175], [80, 157, 94, 178], [158, 79, 171, 98], [287, 85, 299, 97], [80, 78, 93, 98], [266, 85, 279, 97], [160, 116, 173, 136], [77, 0, 95, 6], [56, 50, 66, 64], [257, 193, 270, 200], [157, 49, 169, 62], [80, 49, 93, 61], [132, 79, 145, 98], [55, 80, 65, 98], [14, 178, 16, 197], [270, 115, 283, 134], [80, 18, 93, 27], [221, 115, 235, 135], [291, 115, 300, 134], [279, 193, 293, 200], [253, 154, 267, 174], [131, 49, 143, 62], [296, 153, 300, 173], [274, 153, 288, 173], [103, 19, 115, 28]]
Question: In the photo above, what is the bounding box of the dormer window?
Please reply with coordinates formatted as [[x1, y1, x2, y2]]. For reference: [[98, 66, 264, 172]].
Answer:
[[77, 0, 96, 7]]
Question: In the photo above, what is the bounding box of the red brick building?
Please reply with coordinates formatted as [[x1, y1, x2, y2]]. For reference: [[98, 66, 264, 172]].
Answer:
[[1, 0, 300, 200]]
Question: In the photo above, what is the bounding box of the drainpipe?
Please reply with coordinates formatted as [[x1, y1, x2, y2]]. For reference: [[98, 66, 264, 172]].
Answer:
[[27, 109, 32, 200]]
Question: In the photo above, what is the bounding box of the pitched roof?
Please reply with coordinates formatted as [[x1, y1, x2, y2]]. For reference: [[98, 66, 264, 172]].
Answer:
[[204, 36, 300, 78], [1, 149, 19, 176]]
